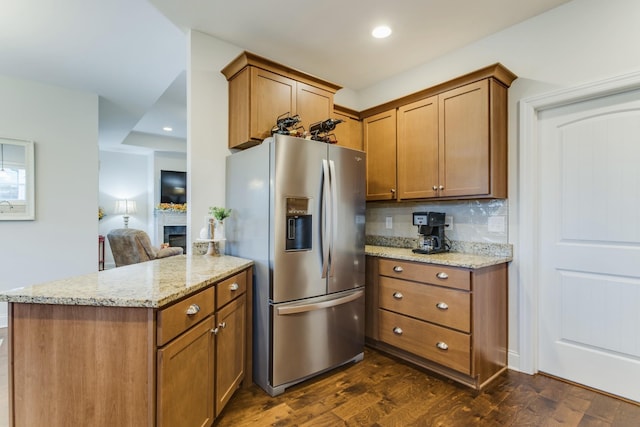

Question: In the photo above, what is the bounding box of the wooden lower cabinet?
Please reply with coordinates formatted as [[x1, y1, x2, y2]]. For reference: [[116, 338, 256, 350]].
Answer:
[[215, 294, 246, 416], [158, 269, 250, 426], [157, 316, 216, 427], [7, 267, 252, 427], [366, 256, 507, 390]]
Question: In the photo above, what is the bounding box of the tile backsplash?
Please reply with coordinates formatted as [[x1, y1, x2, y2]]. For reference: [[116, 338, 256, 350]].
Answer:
[[366, 199, 509, 245]]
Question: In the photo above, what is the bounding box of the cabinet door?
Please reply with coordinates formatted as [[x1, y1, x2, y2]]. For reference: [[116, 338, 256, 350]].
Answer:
[[297, 82, 333, 134], [438, 80, 490, 197], [250, 67, 296, 141], [363, 109, 397, 201], [215, 294, 246, 416], [157, 316, 215, 427], [332, 108, 362, 151], [397, 96, 439, 200]]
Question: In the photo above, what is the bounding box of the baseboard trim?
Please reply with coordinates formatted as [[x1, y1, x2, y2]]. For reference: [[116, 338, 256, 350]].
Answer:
[[507, 349, 521, 372]]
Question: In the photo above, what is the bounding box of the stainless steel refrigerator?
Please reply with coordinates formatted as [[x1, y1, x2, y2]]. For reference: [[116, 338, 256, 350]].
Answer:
[[226, 134, 366, 396]]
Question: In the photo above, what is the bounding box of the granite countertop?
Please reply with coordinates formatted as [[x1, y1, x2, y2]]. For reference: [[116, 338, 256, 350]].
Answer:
[[365, 245, 512, 269], [0, 255, 253, 308]]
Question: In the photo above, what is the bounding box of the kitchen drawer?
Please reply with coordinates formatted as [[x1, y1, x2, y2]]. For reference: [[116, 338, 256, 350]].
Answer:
[[379, 276, 470, 332], [217, 270, 247, 309], [378, 258, 470, 291], [157, 287, 216, 346], [379, 308, 471, 374]]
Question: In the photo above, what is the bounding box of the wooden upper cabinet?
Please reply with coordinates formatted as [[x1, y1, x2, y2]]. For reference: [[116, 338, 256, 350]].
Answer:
[[333, 105, 363, 151], [362, 63, 515, 201], [250, 68, 296, 142], [439, 80, 490, 198], [364, 109, 397, 201], [222, 51, 341, 149], [397, 96, 439, 200], [296, 82, 334, 134]]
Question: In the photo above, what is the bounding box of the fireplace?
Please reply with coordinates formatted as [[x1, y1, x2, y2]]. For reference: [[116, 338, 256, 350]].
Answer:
[[163, 225, 186, 254], [155, 210, 187, 253]]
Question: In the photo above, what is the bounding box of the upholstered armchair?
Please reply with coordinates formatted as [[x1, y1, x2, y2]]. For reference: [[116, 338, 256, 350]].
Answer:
[[107, 228, 183, 267]]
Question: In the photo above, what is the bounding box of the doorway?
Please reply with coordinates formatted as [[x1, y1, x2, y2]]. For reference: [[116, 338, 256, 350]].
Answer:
[[519, 71, 640, 402]]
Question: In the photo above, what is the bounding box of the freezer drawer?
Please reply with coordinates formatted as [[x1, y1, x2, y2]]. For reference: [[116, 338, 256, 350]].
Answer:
[[271, 289, 364, 392]]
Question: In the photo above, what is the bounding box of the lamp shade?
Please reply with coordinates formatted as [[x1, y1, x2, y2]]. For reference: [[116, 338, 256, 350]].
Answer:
[[115, 200, 137, 215]]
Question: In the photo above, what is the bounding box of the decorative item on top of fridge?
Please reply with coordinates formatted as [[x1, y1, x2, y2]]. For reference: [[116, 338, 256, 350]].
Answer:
[[271, 112, 304, 137], [308, 118, 343, 144]]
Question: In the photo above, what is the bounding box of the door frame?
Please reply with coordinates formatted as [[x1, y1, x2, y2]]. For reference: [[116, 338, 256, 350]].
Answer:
[[518, 70, 640, 375]]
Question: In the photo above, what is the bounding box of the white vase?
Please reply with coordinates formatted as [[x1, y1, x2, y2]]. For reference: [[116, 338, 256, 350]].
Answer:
[[214, 220, 225, 240]]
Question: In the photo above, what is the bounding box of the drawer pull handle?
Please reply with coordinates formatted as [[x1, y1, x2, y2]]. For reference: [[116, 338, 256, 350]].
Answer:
[[392, 292, 403, 300], [436, 272, 449, 280], [436, 341, 449, 351], [186, 304, 200, 316], [393, 266, 403, 273], [229, 282, 239, 291], [436, 302, 449, 310], [393, 327, 403, 335]]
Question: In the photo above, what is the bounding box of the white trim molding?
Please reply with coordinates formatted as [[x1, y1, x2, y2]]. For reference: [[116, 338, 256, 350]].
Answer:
[[518, 70, 640, 375]]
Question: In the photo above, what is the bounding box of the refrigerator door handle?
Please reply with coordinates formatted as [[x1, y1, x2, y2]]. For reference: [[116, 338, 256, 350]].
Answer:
[[321, 159, 331, 278], [328, 159, 338, 277], [276, 290, 364, 315]]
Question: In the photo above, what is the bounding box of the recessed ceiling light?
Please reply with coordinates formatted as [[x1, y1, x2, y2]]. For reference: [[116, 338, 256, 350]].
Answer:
[[372, 25, 392, 39], [162, 126, 173, 132]]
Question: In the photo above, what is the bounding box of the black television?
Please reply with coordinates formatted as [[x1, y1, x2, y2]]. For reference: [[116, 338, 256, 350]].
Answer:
[[160, 170, 187, 204]]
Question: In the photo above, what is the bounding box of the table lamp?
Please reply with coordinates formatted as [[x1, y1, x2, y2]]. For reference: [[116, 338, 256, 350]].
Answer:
[[115, 200, 137, 228]]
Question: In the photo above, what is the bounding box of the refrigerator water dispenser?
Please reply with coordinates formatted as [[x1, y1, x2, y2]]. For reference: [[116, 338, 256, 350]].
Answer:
[[285, 197, 312, 251]]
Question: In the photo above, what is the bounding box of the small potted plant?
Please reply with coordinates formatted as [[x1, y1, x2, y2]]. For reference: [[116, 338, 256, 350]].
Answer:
[[208, 206, 232, 239]]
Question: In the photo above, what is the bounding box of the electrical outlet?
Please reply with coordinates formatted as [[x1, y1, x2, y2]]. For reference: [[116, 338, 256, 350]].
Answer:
[[445, 215, 453, 231], [385, 217, 393, 229]]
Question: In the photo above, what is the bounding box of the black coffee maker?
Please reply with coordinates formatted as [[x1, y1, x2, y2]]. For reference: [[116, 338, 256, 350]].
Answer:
[[412, 212, 447, 254]]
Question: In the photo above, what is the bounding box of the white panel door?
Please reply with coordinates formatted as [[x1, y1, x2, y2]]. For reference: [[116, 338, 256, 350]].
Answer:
[[538, 90, 640, 402]]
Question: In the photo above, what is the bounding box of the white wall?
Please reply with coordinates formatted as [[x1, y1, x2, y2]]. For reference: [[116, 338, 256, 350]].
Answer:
[[0, 75, 98, 327], [186, 31, 242, 248]]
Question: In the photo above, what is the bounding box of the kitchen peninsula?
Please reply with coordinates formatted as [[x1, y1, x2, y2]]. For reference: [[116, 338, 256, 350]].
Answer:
[[0, 255, 253, 427]]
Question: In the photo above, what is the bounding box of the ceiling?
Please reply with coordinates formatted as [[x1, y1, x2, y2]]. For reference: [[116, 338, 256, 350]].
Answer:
[[1, 0, 571, 153]]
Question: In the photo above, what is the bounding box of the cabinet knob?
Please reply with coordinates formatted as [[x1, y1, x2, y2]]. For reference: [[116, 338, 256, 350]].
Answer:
[[439, 185, 445, 190], [436, 272, 449, 280], [218, 322, 227, 329], [436, 302, 449, 310], [436, 341, 449, 351], [390, 188, 396, 193], [392, 291, 403, 300], [186, 304, 200, 316], [432, 185, 438, 191], [229, 282, 239, 291], [393, 327, 403, 335], [211, 327, 219, 335], [393, 266, 403, 273]]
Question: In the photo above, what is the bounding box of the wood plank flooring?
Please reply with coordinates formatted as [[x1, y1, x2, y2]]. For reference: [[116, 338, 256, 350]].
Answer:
[[0, 327, 638, 426], [215, 348, 639, 427]]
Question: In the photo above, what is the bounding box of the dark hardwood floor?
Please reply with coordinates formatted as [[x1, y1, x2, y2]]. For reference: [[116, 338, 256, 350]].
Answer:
[[0, 327, 637, 426], [215, 348, 639, 427]]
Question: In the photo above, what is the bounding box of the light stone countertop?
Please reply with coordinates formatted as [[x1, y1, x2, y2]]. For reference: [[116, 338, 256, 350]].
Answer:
[[366, 245, 512, 269], [0, 255, 253, 308]]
